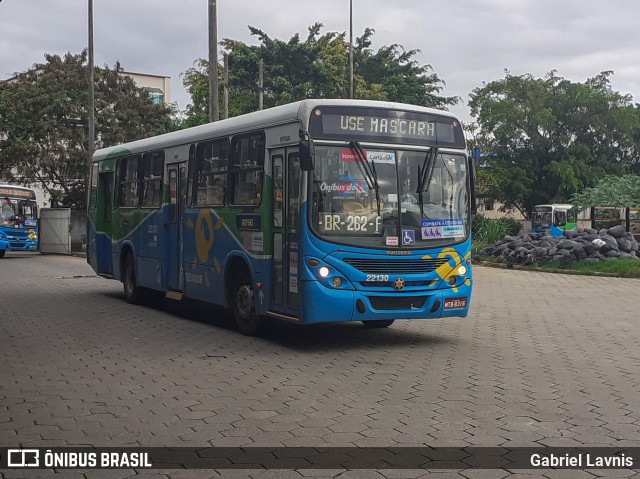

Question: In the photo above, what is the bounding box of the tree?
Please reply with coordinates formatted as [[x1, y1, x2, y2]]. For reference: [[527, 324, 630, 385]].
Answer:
[[571, 175, 640, 209], [0, 51, 177, 208], [181, 24, 457, 125], [354, 27, 457, 109], [180, 58, 211, 128], [469, 71, 640, 218]]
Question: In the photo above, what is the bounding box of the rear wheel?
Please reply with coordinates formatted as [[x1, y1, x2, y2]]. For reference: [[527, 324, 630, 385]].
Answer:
[[0, 250, 5, 258], [122, 253, 142, 304], [233, 270, 270, 336], [362, 319, 395, 329]]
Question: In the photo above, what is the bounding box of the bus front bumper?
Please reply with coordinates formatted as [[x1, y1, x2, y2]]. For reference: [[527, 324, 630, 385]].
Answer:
[[300, 280, 471, 324], [4, 241, 38, 251]]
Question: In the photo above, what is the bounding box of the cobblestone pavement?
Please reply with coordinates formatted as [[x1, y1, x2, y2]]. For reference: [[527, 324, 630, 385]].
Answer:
[[1, 253, 639, 478]]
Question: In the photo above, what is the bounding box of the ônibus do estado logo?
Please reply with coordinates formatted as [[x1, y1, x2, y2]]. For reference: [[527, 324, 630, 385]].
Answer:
[[320, 176, 367, 196]]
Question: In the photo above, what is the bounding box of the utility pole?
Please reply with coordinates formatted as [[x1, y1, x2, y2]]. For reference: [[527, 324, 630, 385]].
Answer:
[[349, 0, 354, 99], [208, 0, 219, 122], [223, 54, 229, 119], [88, 0, 95, 178], [258, 59, 264, 111]]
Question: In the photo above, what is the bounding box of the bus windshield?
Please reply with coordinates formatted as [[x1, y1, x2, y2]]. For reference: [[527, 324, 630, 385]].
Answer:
[[1, 198, 38, 227], [310, 145, 469, 248], [532, 206, 552, 228]]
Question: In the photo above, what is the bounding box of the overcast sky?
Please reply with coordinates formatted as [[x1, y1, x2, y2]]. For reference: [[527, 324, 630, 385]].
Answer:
[[1, 0, 640, 124]]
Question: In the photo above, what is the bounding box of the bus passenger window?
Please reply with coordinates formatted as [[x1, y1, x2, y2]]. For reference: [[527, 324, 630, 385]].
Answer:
[[230, 133, 264, 206], [118, 155, 140, 208], [194, 139, 228, 207], [141, 151, 164, 208]]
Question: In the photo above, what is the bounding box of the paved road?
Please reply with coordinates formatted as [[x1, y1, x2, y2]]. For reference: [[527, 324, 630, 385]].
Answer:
[[1, 253, 639, 478]]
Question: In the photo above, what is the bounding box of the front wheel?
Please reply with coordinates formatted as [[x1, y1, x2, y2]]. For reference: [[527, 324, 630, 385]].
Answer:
[[233, 271, 270, 336], [362, 319, 395, 329], [0, 250, 5, 258], [122, 253, 142, 304]]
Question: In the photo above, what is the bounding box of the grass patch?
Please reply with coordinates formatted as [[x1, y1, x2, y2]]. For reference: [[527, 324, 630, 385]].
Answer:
[[471, 214, 522, 253], [477, 257, 640, 278], [472, 241, 489, 253], [536, 258, 640, 278]]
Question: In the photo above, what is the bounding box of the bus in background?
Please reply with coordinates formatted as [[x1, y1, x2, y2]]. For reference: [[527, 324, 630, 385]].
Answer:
[[532, 204, 577, 237], [87, 99, 475, 335], [0, 184, 39, 258]]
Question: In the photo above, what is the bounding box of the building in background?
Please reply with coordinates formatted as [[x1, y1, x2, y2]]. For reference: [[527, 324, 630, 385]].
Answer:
[[121, 71, 171, 105]]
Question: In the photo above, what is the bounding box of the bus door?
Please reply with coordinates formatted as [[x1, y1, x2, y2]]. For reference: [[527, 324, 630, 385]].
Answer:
[[97, 172, 114, 275], [167, 162, 186, 292], [271, 149, 302, 314]]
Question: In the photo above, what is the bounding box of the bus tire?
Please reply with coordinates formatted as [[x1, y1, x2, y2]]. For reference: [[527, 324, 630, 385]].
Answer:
[[0, 250, 5, 258], [122, 253, 142, 304], [232, 270, 270, 336], [362, 319, 395, 329]]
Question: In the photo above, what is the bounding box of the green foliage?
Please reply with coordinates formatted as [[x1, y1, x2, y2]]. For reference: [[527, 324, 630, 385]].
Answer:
[[571, 174, 640, 209], [180, 58, 210, 128], [501, 217, 524, 237], [181, 24, 458, 125], [472, 214, 521, 250], [353, 27, 458, 109], [469, 71, 639, 218], [0, 51, 177, 208], [537, 258, 640, 278]]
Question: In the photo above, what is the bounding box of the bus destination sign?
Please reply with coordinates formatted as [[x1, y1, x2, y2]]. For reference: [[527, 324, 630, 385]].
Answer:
[[308, 107, 464, 147], [335, 115, 439, 139], [0, 187, 35, 199]]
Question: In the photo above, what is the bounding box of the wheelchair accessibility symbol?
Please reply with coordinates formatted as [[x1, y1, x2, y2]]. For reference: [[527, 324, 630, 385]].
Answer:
[[402, 229, 415, 246]]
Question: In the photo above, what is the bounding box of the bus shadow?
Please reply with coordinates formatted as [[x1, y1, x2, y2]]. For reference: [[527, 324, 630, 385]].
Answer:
[[104, 291, 454, 352], [264, 320, 454, 352], [1, 252, 41, 260], [102, 290, 237, 332]]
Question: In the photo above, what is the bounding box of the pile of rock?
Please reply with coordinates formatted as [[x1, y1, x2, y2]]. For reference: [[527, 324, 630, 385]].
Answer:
[[475, 225, 639, 266]]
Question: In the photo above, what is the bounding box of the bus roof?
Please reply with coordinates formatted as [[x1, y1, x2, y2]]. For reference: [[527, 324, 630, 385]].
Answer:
[[534, 204, 573, 210], [92, 99, 462, 161]]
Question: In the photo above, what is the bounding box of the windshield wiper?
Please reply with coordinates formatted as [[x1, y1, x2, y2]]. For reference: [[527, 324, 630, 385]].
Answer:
[[349, 141, 380, 216], [440, 154, 455, 215], [416, 147, 438, 217]]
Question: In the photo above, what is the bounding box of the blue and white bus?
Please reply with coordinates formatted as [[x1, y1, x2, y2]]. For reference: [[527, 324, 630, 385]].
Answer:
[[532, 204, 577, 237], [87, 99, 475, 335], [0, 184, 39, 258]]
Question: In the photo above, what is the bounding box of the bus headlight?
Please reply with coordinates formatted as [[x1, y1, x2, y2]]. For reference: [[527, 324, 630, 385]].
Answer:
[[306, 257, 352, 290], [444, 264, 470, 288]]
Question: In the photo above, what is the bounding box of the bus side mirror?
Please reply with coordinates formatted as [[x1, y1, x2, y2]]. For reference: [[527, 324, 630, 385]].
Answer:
[[299, 139, 315, 171]]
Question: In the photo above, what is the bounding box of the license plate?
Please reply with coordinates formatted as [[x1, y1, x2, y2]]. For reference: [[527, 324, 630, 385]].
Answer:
[[444, 297, 467, 310]]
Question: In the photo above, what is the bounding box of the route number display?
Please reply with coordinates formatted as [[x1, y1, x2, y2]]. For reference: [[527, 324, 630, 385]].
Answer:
[[320, 214, 382, 234]]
